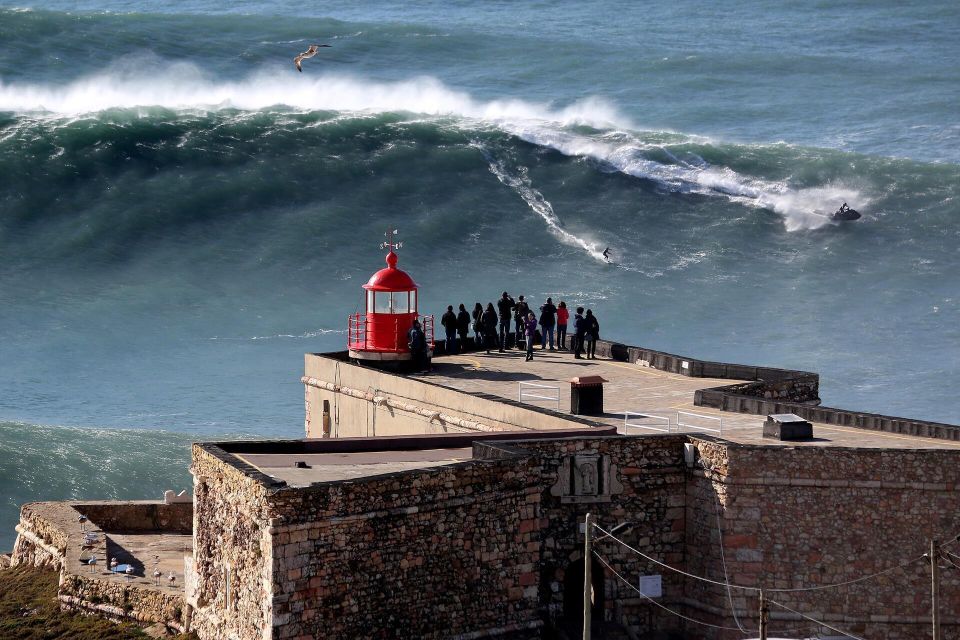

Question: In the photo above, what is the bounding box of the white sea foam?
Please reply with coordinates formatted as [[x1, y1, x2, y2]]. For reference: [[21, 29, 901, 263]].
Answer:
[[502, 123, 870, 231], [476, 143, 608, 261], [0, 62, 625, 129], [0, 62, 868, 231]]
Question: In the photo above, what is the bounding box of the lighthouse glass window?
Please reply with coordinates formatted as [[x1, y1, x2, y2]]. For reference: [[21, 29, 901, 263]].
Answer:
[[371, 291, 412, 314], [391, 292, 409, 314]]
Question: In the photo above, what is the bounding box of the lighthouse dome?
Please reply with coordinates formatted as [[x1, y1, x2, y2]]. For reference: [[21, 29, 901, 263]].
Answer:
[[363, 250, 418, 292]]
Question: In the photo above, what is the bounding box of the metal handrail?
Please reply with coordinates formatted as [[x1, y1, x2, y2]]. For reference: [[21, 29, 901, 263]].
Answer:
[[347, 313, 435, 352], [518, 381, 560, 410], [621, 411, 672, 434], [676, 410, 723, 435]]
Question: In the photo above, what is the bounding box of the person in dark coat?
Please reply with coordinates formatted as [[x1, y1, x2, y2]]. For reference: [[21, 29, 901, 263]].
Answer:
[[472, 302, 483, 346], [539, 297, 557, 350], [496, 291, 515, 352], [407, 319, 429, 372], [456, 303, 471, 349], [524, 312, 538, 361], [584, 309, 600, 359], [441, 305, 458, 354], [481, 303, 499, 355], [513, 295, 530, 350], [573, 306, 586, 359]]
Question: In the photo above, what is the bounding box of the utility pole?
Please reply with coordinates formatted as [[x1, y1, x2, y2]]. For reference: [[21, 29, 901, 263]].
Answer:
[[758, 589, 768, 640], [584, 512, 592, 640], [932, 539, 941, 640]]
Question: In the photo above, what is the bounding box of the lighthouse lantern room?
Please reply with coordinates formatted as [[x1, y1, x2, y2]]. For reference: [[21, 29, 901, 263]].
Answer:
[[348, 230, 433, 366]]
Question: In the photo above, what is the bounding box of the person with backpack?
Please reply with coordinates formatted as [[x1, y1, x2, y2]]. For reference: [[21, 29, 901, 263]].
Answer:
[[481, 303, 499, 355], [456, 303, 471, 350], [556, 301, 569, 350], [584, 309, 600, 359], [471, 302, 483, 347], [513, 295, 530, 350], [407, 319, 429, 372], [496, 291, 515, 352], [441, 305, 458, 354], [539, 297, 557, 350]]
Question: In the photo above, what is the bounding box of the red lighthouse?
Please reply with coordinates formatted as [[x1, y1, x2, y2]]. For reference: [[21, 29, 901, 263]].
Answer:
[[347, 230, 433, 366]]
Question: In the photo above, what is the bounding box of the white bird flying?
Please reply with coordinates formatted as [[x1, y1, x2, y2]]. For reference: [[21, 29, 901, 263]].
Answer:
[[294, 44, 331, 72]]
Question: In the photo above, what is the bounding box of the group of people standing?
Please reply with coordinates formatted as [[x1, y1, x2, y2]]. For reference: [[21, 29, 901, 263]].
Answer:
[[439, 291, 601, 362]]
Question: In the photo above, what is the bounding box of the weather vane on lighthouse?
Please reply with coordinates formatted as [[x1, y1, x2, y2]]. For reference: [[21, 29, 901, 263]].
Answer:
[[379, 229, 402, 252]]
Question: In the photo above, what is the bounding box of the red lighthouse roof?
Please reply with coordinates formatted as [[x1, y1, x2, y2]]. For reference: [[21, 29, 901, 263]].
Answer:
[[363, 250, 418, 292]]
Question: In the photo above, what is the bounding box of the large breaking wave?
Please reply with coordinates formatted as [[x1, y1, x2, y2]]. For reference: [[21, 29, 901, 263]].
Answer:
[[0, 64, 876, 238]]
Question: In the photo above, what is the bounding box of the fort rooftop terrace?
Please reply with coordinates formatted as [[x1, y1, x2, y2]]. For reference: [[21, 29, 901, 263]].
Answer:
[[420, 346, 960, 451]]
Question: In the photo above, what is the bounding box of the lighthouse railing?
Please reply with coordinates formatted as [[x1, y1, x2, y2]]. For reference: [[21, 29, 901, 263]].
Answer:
[[347, 313, 435, 352], [348, 313, 368, 350], [421, 315, 435, 350]]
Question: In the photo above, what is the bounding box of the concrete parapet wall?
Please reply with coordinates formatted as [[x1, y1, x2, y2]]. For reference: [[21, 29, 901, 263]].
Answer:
[[75, 501, 193, 535], [59, 573, 187, 631], [698, 387, 960, 441], [592, 337, 960, 441], [304, 352, 601, 439], [11, 502, 73, 569]]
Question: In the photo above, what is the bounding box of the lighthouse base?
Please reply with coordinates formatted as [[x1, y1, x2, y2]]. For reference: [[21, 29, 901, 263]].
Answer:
[[348, 349, 434, 373]]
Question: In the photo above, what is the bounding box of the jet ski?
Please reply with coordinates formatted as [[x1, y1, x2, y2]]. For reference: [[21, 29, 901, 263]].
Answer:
[[831, 203, 861, 221]]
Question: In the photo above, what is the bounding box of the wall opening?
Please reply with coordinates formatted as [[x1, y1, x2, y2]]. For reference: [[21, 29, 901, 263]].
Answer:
[[562, 557, 605, 636]]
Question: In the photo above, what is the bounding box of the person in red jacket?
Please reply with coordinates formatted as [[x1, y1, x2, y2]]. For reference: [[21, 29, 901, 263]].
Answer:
[[556, 301, 570, 350]]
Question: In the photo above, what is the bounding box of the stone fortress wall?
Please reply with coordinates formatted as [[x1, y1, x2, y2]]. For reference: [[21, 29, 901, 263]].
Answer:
[[10, 331, 960, 639], [684, 439, 960, 639], [188, 431, 960, 640], [10, 500, 192, 632]]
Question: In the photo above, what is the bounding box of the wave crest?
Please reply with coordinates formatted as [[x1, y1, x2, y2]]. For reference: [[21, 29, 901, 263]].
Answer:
[[0, 61, 627, 129]]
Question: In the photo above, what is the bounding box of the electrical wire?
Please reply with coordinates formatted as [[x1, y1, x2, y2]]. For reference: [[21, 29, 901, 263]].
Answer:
[[593, 522, 754, 590], [938, 533, 960, 550], [592, 551, 752, 634], [714, 496, 749, 633], [767, 597, 867, 640], [940, 550, 960, 573], [593, 522, 927, 593]]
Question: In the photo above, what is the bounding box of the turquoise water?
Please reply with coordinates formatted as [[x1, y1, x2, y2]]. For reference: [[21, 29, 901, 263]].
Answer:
[[1, 1, 958, 549]]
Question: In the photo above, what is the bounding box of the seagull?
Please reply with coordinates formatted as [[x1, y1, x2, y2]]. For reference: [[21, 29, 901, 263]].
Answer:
[[294, 44, 331, 72]]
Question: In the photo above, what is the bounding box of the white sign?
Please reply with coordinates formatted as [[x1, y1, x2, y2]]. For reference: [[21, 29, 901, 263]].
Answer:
[[638, 574, 662, 598]]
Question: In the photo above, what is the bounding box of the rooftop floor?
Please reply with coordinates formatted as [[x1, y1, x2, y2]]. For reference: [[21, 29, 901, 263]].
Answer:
[[424, 348, 960, 450], [235, 448, 474, 487], [22, 501, 188, 594]]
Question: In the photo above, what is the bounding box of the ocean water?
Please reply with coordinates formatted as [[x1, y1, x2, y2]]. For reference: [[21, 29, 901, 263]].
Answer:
[[1, 0, 958, 550]]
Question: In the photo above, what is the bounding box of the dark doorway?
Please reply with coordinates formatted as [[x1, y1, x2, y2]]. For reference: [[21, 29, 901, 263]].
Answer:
[[563, 557, 605, 636]]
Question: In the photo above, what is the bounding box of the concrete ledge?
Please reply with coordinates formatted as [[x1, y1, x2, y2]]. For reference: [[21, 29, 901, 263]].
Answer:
[[584, 337, 960, 441]]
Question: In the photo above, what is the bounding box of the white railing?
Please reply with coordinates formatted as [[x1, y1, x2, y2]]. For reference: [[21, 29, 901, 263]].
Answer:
[[518, 381, 560, 410], [621, 411, 672, 434], [676, 410, 723, 435]]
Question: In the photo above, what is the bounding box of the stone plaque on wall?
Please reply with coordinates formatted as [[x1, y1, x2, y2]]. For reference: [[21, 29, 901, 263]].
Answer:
[[550, 454, 624, 504]]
